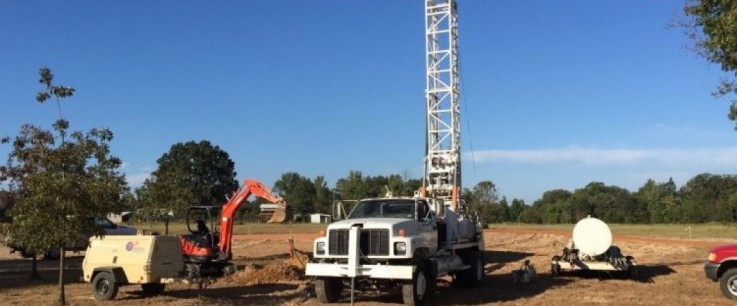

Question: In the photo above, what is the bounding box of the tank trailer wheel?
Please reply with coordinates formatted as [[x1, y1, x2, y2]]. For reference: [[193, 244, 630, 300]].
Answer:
[[141, 283, 166, 296], [626, 256, 638, 280], [403, 264, 434, 305], [551, 256, 562, 278], [551, 264, 561, 277], [92, 272, 119, 300], [315, 277, 343, 303], [720, 268, 737, 300]]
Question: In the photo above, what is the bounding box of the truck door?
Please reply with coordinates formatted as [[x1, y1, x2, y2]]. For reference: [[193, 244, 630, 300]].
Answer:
[[417, 200, 438, 254]]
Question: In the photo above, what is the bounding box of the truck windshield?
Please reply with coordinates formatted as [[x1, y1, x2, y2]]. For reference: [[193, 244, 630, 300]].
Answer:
[[347, 199, 415, 219]]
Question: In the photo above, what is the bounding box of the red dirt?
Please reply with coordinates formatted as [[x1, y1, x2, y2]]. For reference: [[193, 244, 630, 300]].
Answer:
[[1, 227, 734, 305]]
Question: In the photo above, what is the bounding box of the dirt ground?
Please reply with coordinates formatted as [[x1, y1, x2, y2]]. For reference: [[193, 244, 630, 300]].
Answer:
[[0, 228, 734, 305]]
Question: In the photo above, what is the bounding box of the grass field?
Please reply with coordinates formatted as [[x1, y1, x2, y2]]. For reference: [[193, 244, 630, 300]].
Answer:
[[126, 221, 737, 241], [492, 222, 737, 240], [131, 222, 328, 236]]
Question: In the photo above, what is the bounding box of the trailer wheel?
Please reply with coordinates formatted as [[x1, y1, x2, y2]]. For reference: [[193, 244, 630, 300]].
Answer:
[[403, 264, 433, 305], [720, 268, 737, 300], [141, 283, 166, 296], [92, 272, 119, 300], [315, 277, 343, 303]]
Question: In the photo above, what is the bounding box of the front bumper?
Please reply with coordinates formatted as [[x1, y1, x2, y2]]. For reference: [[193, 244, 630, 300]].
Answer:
[[305, 262, 414, 280], [705, 262, 719, 281]]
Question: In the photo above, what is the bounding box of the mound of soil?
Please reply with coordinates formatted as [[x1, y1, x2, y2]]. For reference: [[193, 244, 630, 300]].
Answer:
[[227, 260, 304, 285]]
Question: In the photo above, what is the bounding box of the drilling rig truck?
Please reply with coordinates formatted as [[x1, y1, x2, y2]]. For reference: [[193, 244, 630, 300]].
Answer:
[[305, 1, 485, 305]]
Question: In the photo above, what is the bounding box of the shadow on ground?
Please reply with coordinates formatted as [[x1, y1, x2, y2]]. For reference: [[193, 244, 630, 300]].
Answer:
[[484, 250, 534, 273], [120, 283, 303, 305], [0, 255, 85, 290], [551, 263, 676, 283]]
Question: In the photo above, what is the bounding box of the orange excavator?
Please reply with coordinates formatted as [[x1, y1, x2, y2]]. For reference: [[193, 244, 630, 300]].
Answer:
[[179, 179, 289, 279]]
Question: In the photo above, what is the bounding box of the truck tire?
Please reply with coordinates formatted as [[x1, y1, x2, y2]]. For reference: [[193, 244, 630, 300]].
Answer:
[[720, 268, 737, 300], [92, 272, 119, 300], [141, 283, 166, 296], [464, 251, 484, 287], [403, 264, 434, 305], [315, 277, 343, 303], [453, 251, 484, 288]]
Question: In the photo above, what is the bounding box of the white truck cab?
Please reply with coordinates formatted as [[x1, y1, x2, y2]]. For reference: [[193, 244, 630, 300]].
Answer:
[[305, 197, 484, 305]]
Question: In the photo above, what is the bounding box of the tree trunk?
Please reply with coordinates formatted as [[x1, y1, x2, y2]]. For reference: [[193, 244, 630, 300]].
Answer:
[[31, 254, 38, 278], [57, 247, 66, 305], [165, 220, 170, 235]]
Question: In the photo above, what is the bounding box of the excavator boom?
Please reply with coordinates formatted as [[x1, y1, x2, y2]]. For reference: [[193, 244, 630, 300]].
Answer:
[[219, 179, 288, 259]]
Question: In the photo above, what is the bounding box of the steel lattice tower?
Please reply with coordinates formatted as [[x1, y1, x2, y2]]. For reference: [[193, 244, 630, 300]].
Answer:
[[423, 0, 461, 209]]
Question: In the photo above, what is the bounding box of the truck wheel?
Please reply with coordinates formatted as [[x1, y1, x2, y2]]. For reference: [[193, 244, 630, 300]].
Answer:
[[403, 265, 433, 305], [453, 251, 484, 288], [92, 272, 119, 300], [141, 283, 166, 296], [465, 251, 484, 287], [315, 277, 343, 303], [720, 268, 737, 300]]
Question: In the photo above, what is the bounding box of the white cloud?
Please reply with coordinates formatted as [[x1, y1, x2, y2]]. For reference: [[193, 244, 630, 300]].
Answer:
[[468, 146, 737, 169], [126, 172, 150, 188]]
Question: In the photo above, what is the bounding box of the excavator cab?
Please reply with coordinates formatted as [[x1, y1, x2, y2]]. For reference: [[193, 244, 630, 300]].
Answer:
[[180, 206, 222, 263], [178, 179, 290, 279]]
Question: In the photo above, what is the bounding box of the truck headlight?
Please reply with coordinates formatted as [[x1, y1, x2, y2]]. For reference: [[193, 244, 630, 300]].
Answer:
[[708, 252, 716, 262], [316, 242, 326, 255], [395, 242, 407, 255]]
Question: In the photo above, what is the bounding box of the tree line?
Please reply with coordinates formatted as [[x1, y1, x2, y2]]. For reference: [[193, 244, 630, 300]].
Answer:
[[479, 174, 737, 225], [128, 138, 737, 225]]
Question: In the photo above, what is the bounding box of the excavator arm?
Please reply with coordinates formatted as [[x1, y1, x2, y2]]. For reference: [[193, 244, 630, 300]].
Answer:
[[219, 179, 287, 260]]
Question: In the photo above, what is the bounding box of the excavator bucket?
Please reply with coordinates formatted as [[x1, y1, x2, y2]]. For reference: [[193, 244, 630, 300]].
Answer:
[[266, 204, 291, 223]]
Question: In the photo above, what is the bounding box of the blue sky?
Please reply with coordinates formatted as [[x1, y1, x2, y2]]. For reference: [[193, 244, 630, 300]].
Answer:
[[1, 1, 735, 204]]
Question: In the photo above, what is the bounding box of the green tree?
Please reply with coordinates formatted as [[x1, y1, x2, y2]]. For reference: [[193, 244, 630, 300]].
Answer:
[[335, 171, 370, 200], [508, 198, 527, 222], [1, 68, 128, 305], [469, 181, 499, 225], [273, 172, 315, 218], [136, 140, 238, 221], [534, 189, 572, 224], [683, 0, 737, 128], [679, 173, 737, 223], [0, 190, 18, 223], [312, 176, 332, 214], [635, 178, 678, 223], [488, 197, 510, 223]]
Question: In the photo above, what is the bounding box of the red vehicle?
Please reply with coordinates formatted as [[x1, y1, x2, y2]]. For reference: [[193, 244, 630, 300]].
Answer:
[[705, 243, 737, 299], [179, 179, 289, 279]]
